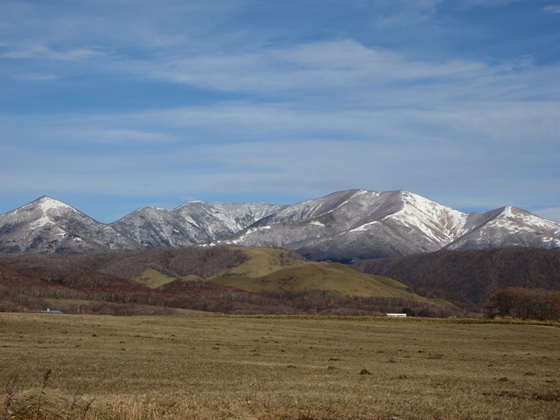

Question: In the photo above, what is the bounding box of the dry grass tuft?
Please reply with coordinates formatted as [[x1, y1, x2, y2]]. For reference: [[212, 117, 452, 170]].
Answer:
[[2, 386, 94, 420], [3, 372, 18, 420]]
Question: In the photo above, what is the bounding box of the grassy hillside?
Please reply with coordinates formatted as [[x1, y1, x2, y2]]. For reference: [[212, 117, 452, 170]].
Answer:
[[129, 247, 306, 289], [215, 247, 307, 278], [210, 261, 452, 306], [134, 268, 177, 289]]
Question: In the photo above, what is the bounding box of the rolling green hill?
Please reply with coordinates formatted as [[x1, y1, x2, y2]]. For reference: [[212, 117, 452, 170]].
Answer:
[[210, 260, 452, 307], [129, 247, 305, 288], [127, 247, 451, 307], [214, 247, 307, 278]]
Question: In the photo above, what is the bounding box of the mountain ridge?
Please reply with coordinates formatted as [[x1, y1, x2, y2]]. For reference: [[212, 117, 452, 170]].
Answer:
[[1, 190, 559, 260], [219, 189, 560, 261]]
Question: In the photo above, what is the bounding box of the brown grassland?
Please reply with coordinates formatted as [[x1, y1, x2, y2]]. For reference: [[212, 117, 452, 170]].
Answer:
[[1, 313, 559, 419]]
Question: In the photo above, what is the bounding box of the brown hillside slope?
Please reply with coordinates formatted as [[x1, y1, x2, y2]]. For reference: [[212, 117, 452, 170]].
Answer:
[[353, 248, 560, 308], [0, 246, 248, 283]]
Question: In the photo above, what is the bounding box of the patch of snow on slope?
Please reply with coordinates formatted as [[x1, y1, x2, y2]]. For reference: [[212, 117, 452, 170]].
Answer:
[[403, 192, 466, 232], [514, 210, 560, 231], [181, 215, 197, 226], [30, 216, 53, 229], [350, 221, 380, 233], [224, 225, 272, 245], [388, 211, 446, 243], [355, 189, 372, 196], [543, 237, 560, 246]]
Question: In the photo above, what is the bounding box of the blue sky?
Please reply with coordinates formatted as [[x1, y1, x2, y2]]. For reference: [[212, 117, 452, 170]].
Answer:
[[1, 0, 559, 223]]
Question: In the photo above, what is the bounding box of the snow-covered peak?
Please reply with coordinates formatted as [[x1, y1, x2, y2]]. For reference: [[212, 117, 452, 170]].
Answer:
[[502, 205, 515, 215], [381, 190, 468, 244], [0, 196, 139, 254], [30, 196, 77, 214], [176, 200, 206, 209], [400, 191, 464, 216], [491, 206, 560, 230], [2, 190, 559, 258]]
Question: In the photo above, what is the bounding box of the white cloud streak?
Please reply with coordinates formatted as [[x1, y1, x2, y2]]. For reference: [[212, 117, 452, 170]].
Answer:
[[3, 45, 101, 61], [542, 5, 560, 14], [106, 40, 557, 110]]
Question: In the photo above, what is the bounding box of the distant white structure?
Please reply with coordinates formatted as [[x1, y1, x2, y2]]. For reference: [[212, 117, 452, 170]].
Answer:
[[386, 313, 407, 318], [39, 308, 63, 314]]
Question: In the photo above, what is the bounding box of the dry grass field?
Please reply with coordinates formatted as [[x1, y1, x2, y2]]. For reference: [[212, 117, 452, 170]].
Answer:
[[1, 313, 559, 419]]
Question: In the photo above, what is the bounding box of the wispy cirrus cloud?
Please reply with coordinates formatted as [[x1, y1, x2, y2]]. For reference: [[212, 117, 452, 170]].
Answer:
[[542, 5, 560, 14], [111, 39, 556, 109], [3, 45, 101, 61], [2, 76, 558, 217], [364, 0, 444, 25], [13, 73, 58, 81]]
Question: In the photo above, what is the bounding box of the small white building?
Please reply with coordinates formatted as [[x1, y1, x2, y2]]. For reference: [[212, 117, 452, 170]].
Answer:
[[386, 313, 407, 318]]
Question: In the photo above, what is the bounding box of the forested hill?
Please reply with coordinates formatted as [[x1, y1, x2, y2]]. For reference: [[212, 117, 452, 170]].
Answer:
[[352, 248, 560, 308], [0, 246, 457, 317]]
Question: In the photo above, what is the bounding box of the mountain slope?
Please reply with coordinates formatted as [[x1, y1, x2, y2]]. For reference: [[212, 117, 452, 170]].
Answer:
[[446, 206, 560, 251]]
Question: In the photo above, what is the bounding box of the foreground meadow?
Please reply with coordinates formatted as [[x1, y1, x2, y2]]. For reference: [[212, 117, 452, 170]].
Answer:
[[1, 314, 559, 419]]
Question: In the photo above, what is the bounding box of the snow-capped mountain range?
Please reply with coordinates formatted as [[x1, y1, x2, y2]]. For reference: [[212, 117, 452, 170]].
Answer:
[[220, 190, 560, 261], [1, 190, 559, 261], [111, 201, 285, 248]]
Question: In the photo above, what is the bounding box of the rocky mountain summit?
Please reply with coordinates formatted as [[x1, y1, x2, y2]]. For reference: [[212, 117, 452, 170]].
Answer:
[[1, 190, 559, 260]]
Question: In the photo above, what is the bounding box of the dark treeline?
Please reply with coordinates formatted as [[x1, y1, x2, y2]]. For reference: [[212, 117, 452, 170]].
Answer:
[[353, 248, 560, 310], [488, 287, 560, 321]]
